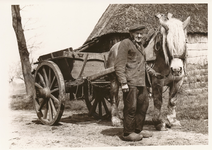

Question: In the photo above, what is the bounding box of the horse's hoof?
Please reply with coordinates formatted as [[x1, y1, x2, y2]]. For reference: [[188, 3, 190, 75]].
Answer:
[[167, 117, 182, 129], [171, 125, 182, 129], [170, 120, 182, 129], [155, 123, 168, 131], [111, 116, 122, 127]]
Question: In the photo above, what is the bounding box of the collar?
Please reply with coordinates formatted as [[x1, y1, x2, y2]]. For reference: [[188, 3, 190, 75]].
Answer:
[[130, 38, 145, 57]]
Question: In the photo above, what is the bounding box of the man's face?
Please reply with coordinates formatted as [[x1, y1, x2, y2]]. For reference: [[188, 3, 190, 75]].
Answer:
[[131, 30, 146, 43]]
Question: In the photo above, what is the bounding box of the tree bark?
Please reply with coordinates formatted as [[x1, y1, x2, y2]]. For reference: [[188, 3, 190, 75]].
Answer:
[[11, 5, 34, 98]]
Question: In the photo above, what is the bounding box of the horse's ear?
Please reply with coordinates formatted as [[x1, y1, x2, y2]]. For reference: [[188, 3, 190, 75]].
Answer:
[[155, 13, 169, 31], [183, 16, 191, 29], [155, 13, 161, 19], [167, 13, 173, 19]]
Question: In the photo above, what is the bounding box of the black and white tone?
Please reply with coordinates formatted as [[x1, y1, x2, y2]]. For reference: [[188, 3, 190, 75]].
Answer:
[[5, 2, 209, 148]]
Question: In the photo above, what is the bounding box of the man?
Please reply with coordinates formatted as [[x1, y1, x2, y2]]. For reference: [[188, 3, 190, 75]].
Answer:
[[114, 25, 161, 141]]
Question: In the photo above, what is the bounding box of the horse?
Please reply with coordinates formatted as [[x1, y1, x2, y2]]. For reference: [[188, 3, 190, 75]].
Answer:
[[106, 13, 190, 131]]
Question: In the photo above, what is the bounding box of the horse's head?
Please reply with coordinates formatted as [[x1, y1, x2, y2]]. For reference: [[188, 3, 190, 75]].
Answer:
[[155, 13, 190, 76]]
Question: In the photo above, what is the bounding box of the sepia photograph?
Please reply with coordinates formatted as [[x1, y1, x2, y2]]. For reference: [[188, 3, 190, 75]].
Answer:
[[1, 0, 210, 149]]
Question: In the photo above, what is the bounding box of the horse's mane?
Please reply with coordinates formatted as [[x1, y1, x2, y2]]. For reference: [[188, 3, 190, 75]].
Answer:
[[150, 18, 186, 65], [153, 29, 163, 51], [166, 18, 186, 57]]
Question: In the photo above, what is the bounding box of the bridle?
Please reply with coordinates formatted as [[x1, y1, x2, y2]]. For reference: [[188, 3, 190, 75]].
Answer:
[[146, 29, 187, 96]]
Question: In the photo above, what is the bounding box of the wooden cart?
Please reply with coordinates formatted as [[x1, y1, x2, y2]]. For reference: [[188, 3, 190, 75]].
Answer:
[[33, 47, 115, 125]]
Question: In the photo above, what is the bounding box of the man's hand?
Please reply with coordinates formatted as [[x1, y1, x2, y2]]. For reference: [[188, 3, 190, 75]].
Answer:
[[146, 64, 164, 79], [122, 83, 129, 92], [155, 72, 164, 79]]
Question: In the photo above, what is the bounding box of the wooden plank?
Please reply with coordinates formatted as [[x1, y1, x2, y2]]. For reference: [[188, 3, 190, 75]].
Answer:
[[83, 61, 106, 77], [78, 54, 89, 78], [63, 51, 109, 61], [188, 50, 208, 58], [38, 48, 73, 61], [86, 67, 115, 81], [187, 43, 208, 50], [38, 50, 109, 62], [71, 60, 84, 79]]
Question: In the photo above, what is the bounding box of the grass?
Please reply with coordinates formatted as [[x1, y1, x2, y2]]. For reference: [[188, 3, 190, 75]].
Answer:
[[10, 94, 34, 110], [9, 63, 208, 134], [180, 119, 208, 134], [145, 63, 208, 134], [149, 88, 208, 134], [9, 94, 87, 112]]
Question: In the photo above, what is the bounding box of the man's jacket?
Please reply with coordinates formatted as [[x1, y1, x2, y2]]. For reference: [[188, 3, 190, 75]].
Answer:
[[114, 38, 146, 87]]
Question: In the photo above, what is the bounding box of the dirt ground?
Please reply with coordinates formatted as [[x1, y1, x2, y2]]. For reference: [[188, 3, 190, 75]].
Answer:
[[6, 108, 208, 149], [4, 82, 209, 148]]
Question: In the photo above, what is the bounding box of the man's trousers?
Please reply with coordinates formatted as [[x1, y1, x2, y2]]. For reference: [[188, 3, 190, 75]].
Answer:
[[123, 86, 149, 134]]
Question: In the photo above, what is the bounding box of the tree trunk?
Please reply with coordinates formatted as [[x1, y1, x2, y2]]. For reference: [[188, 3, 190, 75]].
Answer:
[[11, 5, 34, 98]]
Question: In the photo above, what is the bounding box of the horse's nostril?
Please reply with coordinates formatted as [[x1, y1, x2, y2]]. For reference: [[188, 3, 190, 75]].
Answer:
[[174, 67, 181, 72], [171, 67, 178, 72], [171, 67, 183, 76]]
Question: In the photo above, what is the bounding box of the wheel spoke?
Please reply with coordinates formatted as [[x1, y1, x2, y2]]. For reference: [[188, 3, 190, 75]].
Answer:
[[33, 61, 65, 125], [51, 88, 59, 93], [38, 72, 46, 87], [50, 94, 60, 104], [35, 82, 43, 89], [98, 99, 102, 117], [48, 67, 52, 85], [43, 101, 48, 119], [42, 67, 49, 87], [89, 98, 98, 115], [102, 98, 110, 115], [34, 98, 40, 108], [48, 100, 53, 121], [50, 76, 56, 89], [38, 98, 47, 111], [49, 98, 57, 115]]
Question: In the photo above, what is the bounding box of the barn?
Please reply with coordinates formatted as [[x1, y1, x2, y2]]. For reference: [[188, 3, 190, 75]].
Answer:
[[75, 4, 208, 65]]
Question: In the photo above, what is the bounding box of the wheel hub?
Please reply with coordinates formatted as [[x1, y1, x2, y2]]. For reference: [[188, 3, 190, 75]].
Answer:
[[38, 87, 51, 98]]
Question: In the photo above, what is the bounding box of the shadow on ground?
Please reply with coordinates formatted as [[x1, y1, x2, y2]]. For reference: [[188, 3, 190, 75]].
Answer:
[[60, 113, 112, 126], [32, 112, 158, 129], [101, 127, 123, 140]]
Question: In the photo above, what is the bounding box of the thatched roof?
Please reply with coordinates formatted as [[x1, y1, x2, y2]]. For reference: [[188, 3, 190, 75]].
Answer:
[[84, 4, 208, 45]]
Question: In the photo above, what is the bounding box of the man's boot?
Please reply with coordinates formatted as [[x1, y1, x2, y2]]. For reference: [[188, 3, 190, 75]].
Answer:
[[122, 132, 142, 141]]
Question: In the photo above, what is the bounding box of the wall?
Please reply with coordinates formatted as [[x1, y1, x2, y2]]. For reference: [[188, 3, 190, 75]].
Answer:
[[82, 33, 208, 66], [186, 33, 208, 65]]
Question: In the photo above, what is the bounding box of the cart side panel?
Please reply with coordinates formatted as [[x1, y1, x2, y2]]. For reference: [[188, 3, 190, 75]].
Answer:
[[51, 58, 107, 81], [83, 60, 106, 78], [37, 51, 110, 81], [68, 52, 109, 79], [71, 59, 84, 79], [52, 58, 74, 81], [67, 59, 106, 79]]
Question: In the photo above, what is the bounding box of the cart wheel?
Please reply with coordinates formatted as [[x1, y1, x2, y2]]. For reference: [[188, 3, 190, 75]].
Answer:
[[84, 81, 111, 119], [33, 61, 65, 125]]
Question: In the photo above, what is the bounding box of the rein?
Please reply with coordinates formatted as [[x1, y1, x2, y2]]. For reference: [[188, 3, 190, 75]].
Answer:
[[147, 62, 170, 96]]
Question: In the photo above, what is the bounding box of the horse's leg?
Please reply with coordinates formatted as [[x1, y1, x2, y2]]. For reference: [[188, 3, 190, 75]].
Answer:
[[110, 74, 123, 126], [152, 79, 167, 131], [167, 79, 184, 128]]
